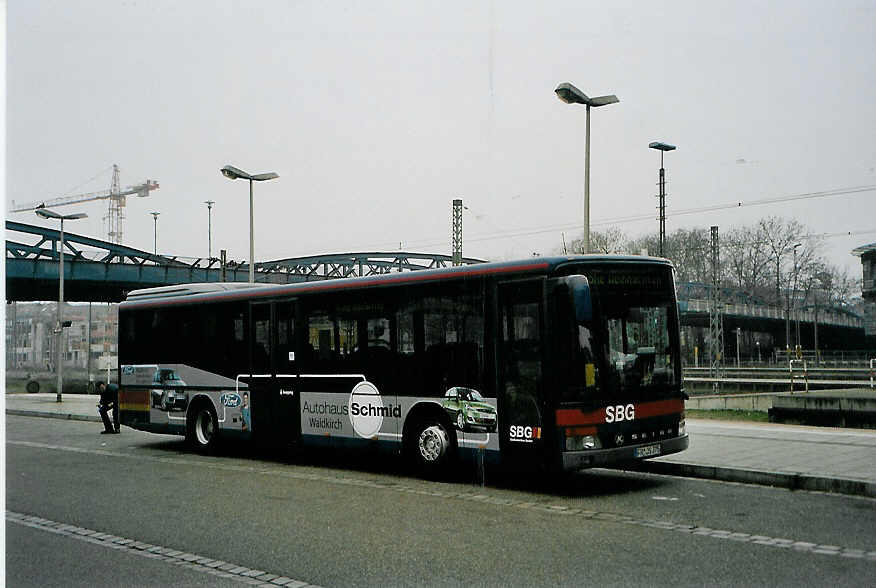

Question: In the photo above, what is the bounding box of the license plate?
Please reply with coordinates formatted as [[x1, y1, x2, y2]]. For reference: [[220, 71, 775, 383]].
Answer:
[[634, 444, 661, 458]]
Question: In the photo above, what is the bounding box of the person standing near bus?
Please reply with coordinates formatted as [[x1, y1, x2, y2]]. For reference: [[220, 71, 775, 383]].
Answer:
[[241, 392, 250, 432], [97, 381, 120, 434]]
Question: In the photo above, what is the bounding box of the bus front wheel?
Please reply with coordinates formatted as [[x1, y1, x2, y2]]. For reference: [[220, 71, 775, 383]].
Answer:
[[409, 418, 455, 475], [186, 403, 218, 453]]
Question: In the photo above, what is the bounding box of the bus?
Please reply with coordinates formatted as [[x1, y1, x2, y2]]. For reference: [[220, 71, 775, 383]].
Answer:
[[118, 255, 688, 474]]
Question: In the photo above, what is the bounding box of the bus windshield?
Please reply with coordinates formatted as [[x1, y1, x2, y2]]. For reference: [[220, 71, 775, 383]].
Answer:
[[556, 267, 679, 406], [603, 302, 675, 393]]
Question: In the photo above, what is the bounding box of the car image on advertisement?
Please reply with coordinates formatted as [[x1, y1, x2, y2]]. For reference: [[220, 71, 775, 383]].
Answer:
[[442, 387, 497, 433], [150, 368, 188, 412]]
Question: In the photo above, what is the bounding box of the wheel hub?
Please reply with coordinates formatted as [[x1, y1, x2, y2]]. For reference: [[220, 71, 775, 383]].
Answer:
[[418, 425, 448, 463]]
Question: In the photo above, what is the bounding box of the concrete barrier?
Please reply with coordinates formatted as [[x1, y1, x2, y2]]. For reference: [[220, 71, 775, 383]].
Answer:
[[685, 393, 776, 412]]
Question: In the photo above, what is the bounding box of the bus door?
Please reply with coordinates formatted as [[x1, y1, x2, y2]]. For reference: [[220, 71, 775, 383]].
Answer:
[[247, 300, 300, 447], [497, 279, 546, 463]]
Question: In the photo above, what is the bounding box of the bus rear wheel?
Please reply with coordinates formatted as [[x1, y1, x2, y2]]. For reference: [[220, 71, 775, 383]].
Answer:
[[186, 403, 218, 453]]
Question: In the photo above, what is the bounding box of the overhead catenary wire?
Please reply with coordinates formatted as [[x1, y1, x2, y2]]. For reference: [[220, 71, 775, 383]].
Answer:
[[376, 184, 876, 252]]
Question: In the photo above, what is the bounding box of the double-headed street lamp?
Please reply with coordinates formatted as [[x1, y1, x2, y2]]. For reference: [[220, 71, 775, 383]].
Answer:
[[555, 82, 619, 254], [36, 207, 88, 402], [220, 165, 279, 284]]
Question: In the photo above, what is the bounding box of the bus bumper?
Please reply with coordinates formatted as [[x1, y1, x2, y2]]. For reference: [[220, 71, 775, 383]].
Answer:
[[561, 434, 689, 471]]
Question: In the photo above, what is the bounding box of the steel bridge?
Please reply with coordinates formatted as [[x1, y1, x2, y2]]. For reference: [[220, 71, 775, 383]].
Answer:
[[5, 221, 485, 302], [5, 220, 866, 349]]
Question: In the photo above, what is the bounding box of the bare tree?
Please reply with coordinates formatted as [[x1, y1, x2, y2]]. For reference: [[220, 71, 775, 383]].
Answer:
[[664, 228, 712, 284], [564, 227, 629, 255], [724, 226, 771, 302], [590, 227, 628, 254], [756, 217, 809, 306]]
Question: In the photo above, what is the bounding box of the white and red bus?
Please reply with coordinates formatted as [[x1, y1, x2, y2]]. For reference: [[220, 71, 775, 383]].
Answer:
[[118, 255, 688, 474]]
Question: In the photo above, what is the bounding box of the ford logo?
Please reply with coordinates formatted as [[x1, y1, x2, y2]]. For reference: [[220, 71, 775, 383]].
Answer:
[[220, 393, 242, 408]]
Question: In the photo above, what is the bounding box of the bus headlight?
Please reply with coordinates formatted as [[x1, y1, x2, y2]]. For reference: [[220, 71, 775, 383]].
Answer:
[[678, 419, 686, 436], [566, 435, 602, 451]]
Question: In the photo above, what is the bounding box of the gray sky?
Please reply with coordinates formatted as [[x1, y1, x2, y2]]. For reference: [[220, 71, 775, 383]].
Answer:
[[6, 1, 876, 277]]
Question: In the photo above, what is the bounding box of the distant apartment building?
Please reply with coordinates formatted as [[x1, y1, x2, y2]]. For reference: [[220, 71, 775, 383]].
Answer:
[[852, 243, 876, 342], [6, 302, 118, 371]]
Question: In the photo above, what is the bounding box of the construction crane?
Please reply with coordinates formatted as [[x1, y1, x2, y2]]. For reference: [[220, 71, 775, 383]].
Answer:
[[10, 164, 159, 244]]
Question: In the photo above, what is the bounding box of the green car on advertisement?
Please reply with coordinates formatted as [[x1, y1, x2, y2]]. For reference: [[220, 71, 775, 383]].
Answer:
[[442, 387, 497, 433]]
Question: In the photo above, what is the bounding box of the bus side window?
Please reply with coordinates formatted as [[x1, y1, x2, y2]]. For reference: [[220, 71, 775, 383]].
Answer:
[[251, 304, 271, 374], [500, 285, 542, 426], [394, 307, 420, 396], [308, 314, 336, 372], [275, 302, 295, 369]]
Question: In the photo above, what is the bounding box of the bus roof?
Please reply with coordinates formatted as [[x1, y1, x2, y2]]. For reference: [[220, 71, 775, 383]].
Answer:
[[121, 255, 672, 310]]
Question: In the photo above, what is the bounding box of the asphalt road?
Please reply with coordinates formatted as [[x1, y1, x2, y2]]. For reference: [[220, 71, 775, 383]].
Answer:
[[6, 414, 876, 587]]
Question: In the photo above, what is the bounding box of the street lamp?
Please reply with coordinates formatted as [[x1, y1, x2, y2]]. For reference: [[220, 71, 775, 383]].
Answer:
[[555, 82, 619, 254], [205, 200, 215, 261], [35, 207, 88, 402], [793, 243, 803, 349], [649, 141, 676, 257], [220, 165, 279, 283], [786, 242, 802, 351], [735, 327, 741, 367], [150, 211, 160, 256]]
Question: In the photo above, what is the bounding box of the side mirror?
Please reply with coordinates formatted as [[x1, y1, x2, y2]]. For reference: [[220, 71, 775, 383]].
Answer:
[[570, 278, 592, 324], [555, 275, 592, 324]]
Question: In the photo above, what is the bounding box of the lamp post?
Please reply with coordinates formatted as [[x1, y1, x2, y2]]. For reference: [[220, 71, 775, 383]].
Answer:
[[36, 207, 88, 402], [220, 165, 279, 284], [793, 243, 802, 349], [649, 141, 676, 257], [786, 242, 802, 351], [555, 82, 619, 254], [205, 200, 215, 261], [150, 212, 160, 256], [735, 327, 741, 367]]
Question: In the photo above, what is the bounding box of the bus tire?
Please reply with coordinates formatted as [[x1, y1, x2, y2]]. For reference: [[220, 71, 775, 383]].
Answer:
[[186, 401, 218, 453], [407, 416, 455, 476]]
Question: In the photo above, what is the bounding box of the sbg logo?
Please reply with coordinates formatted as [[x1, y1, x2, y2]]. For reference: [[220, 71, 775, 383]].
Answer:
[[509, 425, 541, 442], [605, 404, 635, 423]]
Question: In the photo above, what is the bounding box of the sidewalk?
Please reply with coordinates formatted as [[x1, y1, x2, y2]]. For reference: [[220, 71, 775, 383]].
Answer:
[[6, 393, 102, 423], [631, 420, 876, 498], [6, 393, 876, 498]]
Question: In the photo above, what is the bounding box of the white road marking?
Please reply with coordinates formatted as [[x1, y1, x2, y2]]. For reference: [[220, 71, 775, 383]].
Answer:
[[6, 510, 320, 587], [8, 439, 876, 563]]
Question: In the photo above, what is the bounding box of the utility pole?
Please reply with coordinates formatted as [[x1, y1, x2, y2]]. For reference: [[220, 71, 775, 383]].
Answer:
[[452, 198, 463, 266], [708, 226, 723, 381], [86, 302, 92, 390]]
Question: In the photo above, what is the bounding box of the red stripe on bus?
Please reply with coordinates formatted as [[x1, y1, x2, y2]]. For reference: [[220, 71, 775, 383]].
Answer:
[[556, 398, 684, 427]]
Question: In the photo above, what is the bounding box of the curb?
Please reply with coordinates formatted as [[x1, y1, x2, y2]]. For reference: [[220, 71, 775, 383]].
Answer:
[[624, 460, 876, 499], [7, 409, 101, 423]]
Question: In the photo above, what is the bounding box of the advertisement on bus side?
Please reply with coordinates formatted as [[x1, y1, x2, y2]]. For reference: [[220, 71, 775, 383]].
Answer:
[[300, 382, 500, 452]]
